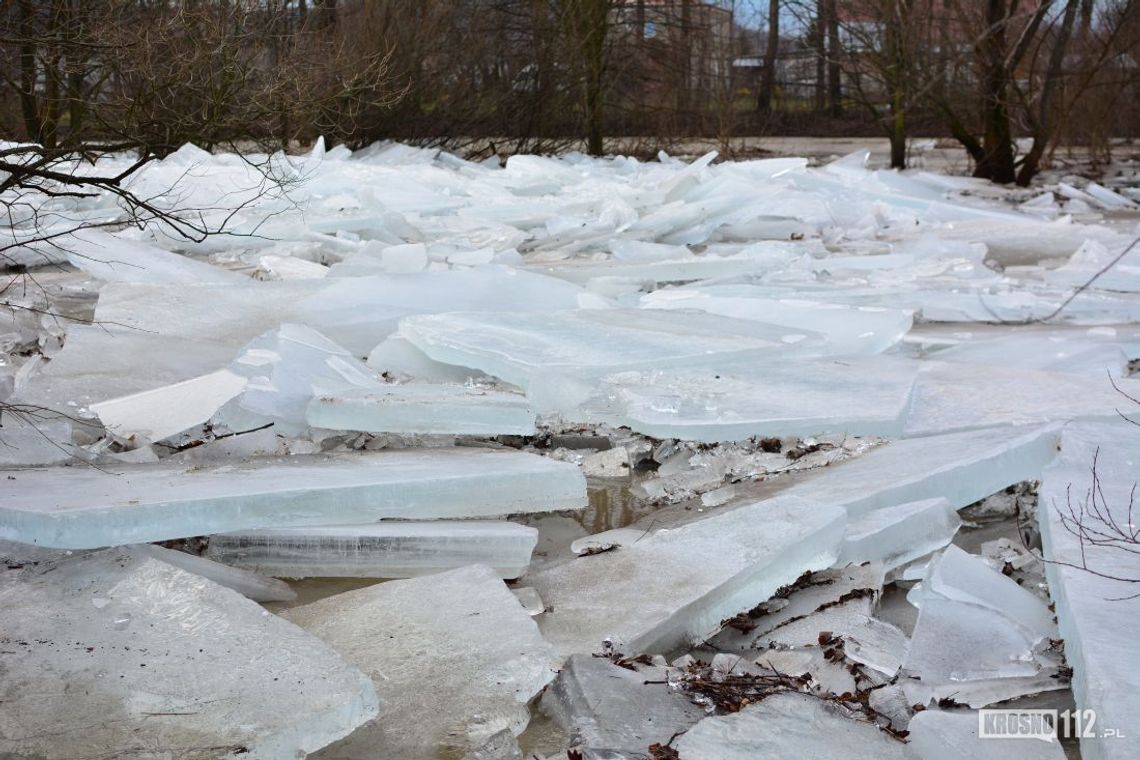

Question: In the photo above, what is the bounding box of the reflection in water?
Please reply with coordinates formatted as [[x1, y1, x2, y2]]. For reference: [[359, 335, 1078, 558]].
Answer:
[[579, 477, 674, 534]]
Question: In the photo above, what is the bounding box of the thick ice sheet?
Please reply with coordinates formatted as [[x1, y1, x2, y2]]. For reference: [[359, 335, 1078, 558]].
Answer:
[[137, 543, 296, 602], [0, 449, 586, 549], [777, 424, 1061, 518], [575, 355, 919, 441], [206, 521, 538, 579], [529, 495, 846, 656], [641, 287, 913, 355], [398, 308, 826, 388], [306, 384, 536, 435], [1039, 421, 1140, 760], [65, 229, 247, 284], [282, 565, 559, 759], [904, 361, 1140, 437], [0, 546, 377, 759]]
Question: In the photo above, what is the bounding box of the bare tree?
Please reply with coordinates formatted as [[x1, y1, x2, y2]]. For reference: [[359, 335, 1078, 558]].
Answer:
[[758, 0, 780, 112]]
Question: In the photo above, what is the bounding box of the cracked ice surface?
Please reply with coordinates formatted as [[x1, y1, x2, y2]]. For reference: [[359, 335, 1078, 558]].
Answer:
[[0, 547, 378, 759], [0, 449, 585, 548]]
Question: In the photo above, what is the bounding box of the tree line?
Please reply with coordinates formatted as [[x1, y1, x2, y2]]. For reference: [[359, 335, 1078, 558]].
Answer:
[[1, 1, 1137, 185]]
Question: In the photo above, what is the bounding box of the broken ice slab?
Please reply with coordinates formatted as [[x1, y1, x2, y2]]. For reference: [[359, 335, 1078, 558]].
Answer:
[[299, 266, 606, 356], [206, 521, 538, 579], [527, 241, 803, 287], [575, 355, 919, 442], [1039, 421, 1140, 760], [90, 368, 247, 443], [136, 543, 296, 602], [901, 597, 1060, 707], [929, 329, 1131, 376], [836, 498, 961, 571], [0, 546, 377, 759], [904, 361, 1140, 437], [282, 564, 559, 759], [709, 564, 884, 652], [0, 414, 77, 466], [229, 323, 383, 432], [306, 383, 536, 436], [17, 268, 595, 413], [778, 424, 1061, 518], [1085, 181, 1139, 209], [907, 709, 1067, 760], [908, 545, 1056, 643], [538, 654, 705, 755], [0, 448, 586, 549], [512, 586, 545, 616], [397, 308, 827, 389], [841, 617, 910, 678], [674, 692, 912, 760], [65, 229, 248, 284], [529, 495, 846, 656], [1048, 239, 1140, 293], [641, 286, 913, 355], [367, 335, 488, 383]]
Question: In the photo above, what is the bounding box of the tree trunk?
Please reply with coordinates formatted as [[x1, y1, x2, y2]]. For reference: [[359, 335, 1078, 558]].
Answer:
[[883, 0, 907, 168], [826, 0, 842, 117], [974, 0, 1016, 183], [1017, 0, 1080, 186], [758, 0, 778, 112], [814, 4, 825, 111], [17, 0, 42, 144]]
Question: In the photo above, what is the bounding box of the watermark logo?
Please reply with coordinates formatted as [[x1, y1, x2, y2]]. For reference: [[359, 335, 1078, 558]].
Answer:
[[979, 709, 1122, 741], [979, 709, 1058, 742]]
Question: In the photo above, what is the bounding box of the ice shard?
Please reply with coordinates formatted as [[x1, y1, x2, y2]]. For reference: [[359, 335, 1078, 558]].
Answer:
[[836, 497, 961, 571], [539, 654, 704, 756], [206, 521, 539, 579], [1039, 421, 1140, 760], [0, 448, 586, 549], [135, 543, 296, 602], [674, 692, 913, 760], [909, 545, 1056, 643], [709, 564, 884, 652], [282, 565, 559, 759], [529, 495, 846, 656], [0, 546, 378, 759], [90, 368, 247, 442], [900, 597, 1060, 708], [306, 383, 536, 436], [229, 323, 383, 431]]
